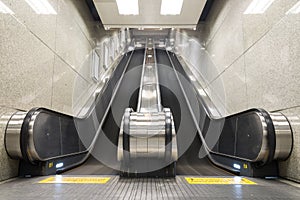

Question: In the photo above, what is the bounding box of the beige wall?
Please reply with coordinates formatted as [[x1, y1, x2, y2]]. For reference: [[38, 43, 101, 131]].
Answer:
[[175, 0, 300, 182], [0, 0, 112, 115]]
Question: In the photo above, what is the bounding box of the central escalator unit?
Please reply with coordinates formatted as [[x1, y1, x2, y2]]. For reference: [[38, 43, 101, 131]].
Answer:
[[118, 39, 178, 177]]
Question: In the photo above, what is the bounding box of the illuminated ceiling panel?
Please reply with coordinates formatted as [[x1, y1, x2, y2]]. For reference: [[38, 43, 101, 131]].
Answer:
[[116, 0, 139, 15], [160, 0, 183, 15], [93, 0, 207, 29]]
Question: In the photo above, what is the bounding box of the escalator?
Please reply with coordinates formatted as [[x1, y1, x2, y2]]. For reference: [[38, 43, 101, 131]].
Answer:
[[162, 49, 293, 177], [5, 49, 144, 176], [4, 45, 293, 178], [64, 48, 145, 176]]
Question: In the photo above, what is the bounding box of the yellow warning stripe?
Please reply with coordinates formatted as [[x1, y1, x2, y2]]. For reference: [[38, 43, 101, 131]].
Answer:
[[39, 176, 111, 184], [185, 177, 257, 185]]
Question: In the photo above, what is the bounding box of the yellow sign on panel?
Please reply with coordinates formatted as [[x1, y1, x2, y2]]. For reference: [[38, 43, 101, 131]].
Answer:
[[39, 176, 111, 184], [185, 177, 256, 185], [48, 162, 53, 168]]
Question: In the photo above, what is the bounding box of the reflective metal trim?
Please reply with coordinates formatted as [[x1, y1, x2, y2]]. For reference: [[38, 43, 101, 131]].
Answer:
[[154, 46, 163, 112], [269, 112, 293, 160], [138, 39, 162, 113], [136, 41, 148, 112], [27, 111, 43, 161], [5, 111, 27, 159], [252, 112, 269, 163]]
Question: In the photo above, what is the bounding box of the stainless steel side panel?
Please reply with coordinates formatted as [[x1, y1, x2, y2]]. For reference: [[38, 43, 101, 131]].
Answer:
[[5, 111, 27, 159], [270, 112, 293, 160]]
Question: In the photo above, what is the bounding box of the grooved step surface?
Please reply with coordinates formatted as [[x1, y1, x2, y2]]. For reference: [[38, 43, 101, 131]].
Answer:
[[0, 176, 300, 200]]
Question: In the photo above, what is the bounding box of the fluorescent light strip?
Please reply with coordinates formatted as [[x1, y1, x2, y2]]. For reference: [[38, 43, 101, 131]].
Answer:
[[0, 1, 14, 14], [161, 0, 183, 15], [286, 1, 300, 14], [244, 0, 275, 14], [116, 0, 139, 15], [25, 0, 57, 15]]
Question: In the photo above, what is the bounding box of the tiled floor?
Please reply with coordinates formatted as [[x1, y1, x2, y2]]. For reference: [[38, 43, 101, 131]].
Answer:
[[0, 175, 300, 200]]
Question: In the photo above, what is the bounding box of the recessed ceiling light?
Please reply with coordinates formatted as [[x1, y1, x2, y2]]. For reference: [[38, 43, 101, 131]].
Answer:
[[0, 1, 14, 14], [116, 0, 139, 15], [161, 0, 183, 15], [243, 0, 275, 14], [25, 0, 57, 15], [286, 1, 300, 14]]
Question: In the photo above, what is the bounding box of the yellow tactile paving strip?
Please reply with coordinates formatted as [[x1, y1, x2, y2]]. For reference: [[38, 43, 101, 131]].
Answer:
[[185, 177, 257, 185], [39, 176, 111, 184]]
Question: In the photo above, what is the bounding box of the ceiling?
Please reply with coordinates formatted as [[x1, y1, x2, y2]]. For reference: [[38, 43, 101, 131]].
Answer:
[[93, 0, 207, 29]]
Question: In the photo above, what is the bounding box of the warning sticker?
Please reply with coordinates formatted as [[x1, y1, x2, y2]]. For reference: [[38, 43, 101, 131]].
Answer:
[[39, 176, 111, 184], [185, 177, 256, 185]]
